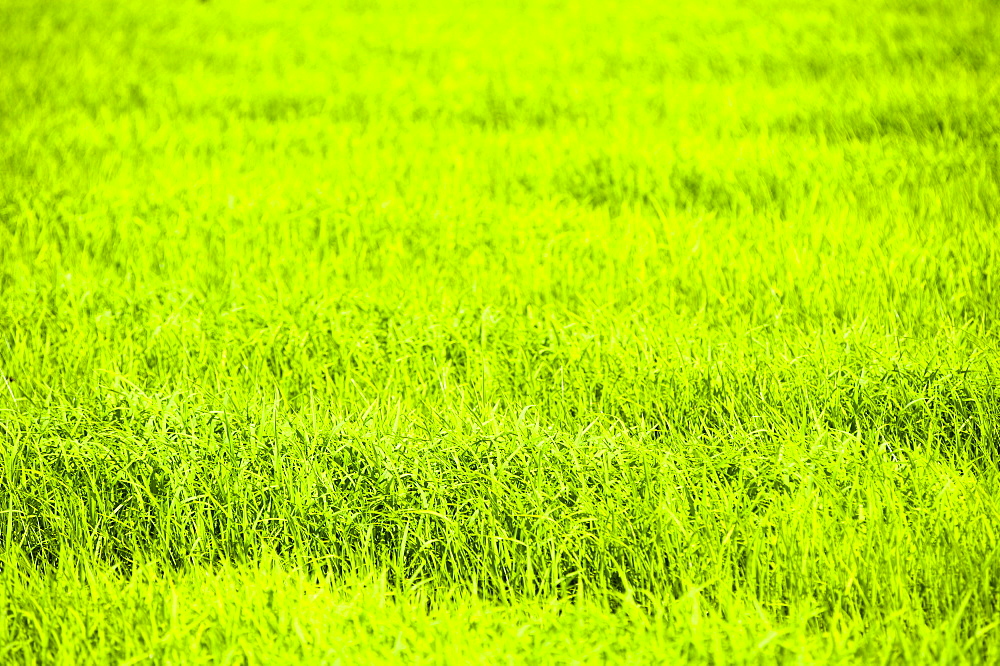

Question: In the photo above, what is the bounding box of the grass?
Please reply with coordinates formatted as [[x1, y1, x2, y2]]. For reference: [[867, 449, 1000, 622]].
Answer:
[[1, 0, 999, 662]]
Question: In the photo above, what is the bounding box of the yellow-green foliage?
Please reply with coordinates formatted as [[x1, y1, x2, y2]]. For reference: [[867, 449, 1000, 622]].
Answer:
[[1, 0, 999, 663]]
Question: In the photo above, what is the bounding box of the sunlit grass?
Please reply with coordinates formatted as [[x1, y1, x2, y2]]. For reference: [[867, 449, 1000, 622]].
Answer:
[[1, 0, 999, 663]]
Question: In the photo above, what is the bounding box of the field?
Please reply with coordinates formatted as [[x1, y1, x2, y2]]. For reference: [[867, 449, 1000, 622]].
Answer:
[[2, 0, 1000, 663]]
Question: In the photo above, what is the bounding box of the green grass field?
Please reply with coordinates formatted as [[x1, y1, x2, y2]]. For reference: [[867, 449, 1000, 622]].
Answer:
[[2, 0, 1000, 663]]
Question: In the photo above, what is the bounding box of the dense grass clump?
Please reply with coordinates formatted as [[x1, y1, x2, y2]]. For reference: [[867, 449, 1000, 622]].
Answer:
[[2, 0, 1000, 663]]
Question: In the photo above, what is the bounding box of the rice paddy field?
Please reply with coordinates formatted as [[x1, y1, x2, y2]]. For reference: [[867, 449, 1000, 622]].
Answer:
[[2, 0, 1000, 663]]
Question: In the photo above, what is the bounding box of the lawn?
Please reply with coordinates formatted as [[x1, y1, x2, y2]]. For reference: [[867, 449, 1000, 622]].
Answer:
[[1, 0, 999, 663]]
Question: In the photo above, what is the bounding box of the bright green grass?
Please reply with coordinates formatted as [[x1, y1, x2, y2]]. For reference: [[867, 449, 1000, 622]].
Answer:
[[2, 0, 1000, 663]]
